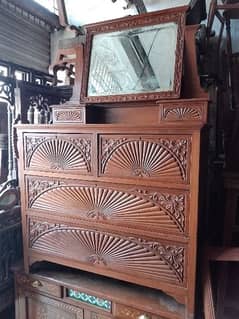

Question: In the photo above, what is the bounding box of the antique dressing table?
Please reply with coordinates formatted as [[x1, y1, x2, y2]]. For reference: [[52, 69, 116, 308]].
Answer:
[[15, 6, 208, 319]]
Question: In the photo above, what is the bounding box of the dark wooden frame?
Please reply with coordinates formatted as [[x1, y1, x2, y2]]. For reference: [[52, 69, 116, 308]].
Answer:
[[81, 6, 187, 104], [203, 246, 239, 319]]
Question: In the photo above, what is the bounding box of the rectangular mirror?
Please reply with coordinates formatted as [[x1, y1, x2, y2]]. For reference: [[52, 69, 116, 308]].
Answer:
[[81, 6, 187, 103]]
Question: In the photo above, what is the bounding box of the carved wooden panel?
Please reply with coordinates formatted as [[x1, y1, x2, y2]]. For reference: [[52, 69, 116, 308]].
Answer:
[[159, 100, 207, 123], [90, 312, 111, 319], [52, 107, 86, 124], [24, 134, 92, 174], [99, 135, 191, 183], [115, 304, 165, 319], [26, 177, 188, 235], [27, 293, 83, 319], [29, 219, 186, 286]]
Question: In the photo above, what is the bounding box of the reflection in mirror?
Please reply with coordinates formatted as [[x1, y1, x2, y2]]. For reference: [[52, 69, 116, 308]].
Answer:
[[0, 102, 8, 184], [87, 22, 177, 97]]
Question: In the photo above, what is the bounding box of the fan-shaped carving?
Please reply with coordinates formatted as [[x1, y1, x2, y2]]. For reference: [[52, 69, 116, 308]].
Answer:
[[31, 226, 184, 284], [163, 106, 202, 120], [30, 186, 184, 233], [27, 138, 90, 172], [102, 140, 184, 180]]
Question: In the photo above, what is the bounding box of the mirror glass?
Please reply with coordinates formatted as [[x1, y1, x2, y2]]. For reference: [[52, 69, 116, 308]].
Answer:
[[87, 22, 178, 97], [82, 8, 186, 103]]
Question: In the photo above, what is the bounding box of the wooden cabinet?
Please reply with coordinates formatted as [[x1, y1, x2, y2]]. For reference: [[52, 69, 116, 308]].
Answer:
[[15, 9, 209, 319], [16, 103, 207, 318], [15, 267, 183, 319]]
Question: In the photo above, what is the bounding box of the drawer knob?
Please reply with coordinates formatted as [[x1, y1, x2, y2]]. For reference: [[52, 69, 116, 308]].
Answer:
[[31, 280, 42, 288], [138, 315, 151, 319]]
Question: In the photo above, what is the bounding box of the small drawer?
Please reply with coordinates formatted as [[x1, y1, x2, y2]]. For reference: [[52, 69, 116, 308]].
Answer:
[[115, 304, 165, 319], [99, 134, 191, 184], [23, 133, 93, 175], [16, 273, 62, 298]]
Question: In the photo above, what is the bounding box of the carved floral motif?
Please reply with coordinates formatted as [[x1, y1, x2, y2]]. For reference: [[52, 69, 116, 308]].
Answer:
[[129, 237, 184, 283], [25, 136, 46, 163], [101, 137, 127, 167], [29, 220, 63, 246], [69, 137, 91, 164], [158, 138, 188, 179], [54, 110, 83, 122], [136, 189, 185, 232], [116, 304, 157, 319], [27, 179, 65, 207]]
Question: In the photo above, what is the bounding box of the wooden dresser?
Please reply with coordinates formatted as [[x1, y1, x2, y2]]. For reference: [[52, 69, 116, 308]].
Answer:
[[16, 7, 208, 319], [16, 98, 207, 319]]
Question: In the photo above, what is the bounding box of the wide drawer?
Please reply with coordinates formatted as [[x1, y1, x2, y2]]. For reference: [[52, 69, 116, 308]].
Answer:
[[25, 175, 189, 236], [27, 216, 187, 288], [23, 133, 93, 175]]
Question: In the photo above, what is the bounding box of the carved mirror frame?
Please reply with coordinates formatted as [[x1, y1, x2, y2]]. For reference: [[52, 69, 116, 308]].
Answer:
[[81, 6, 187, 104]]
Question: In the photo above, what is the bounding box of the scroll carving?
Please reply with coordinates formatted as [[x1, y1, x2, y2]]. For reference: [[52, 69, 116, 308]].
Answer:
[[101, 137, 127, 167], [130, 237, 184, 283], [25, 136, 46, 162], [29, 220, 63, 246], [27, 179, 65, 206], [136, 189, 186, 232]]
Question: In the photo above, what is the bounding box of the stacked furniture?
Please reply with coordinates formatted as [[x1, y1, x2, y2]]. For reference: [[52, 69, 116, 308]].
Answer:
[[15, 6, 208, 319]]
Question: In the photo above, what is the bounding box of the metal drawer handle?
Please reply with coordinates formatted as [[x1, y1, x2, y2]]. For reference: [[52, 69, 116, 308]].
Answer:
[[138, 315, 151, 319], [31, 280, 42, 288]]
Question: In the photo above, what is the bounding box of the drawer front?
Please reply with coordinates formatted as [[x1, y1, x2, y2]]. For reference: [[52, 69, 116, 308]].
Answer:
[[23, 133, 93, 175], [26, 176, 189, 236], [26, 293, 83, 319], [99, 134, 191, 184], [115, 304, 166, 319], [28, 217, 186, 287], [16, 273, 62, 298]]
